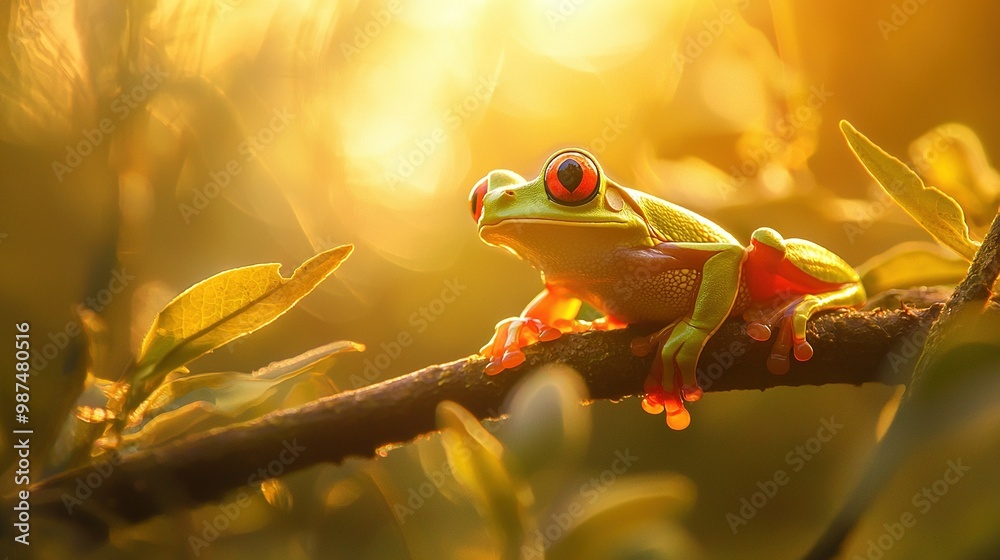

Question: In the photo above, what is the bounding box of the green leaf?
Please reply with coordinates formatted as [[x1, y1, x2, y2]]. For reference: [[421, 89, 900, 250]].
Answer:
[[437, 401, 526, 558], [908, 123, 1000, 231], [840, 120, 980, 261], [119, 341, 362, 449], [251, 340, 364, 379], [546, 474, 700, 560], [502, 365, 591, 480], [857, 241, 970, 296], [124, 245, 353, 414], [44, 309, 119, 471]]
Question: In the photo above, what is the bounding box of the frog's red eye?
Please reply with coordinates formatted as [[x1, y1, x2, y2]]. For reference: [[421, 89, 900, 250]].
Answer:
[[470, 176, 489, 222], [544, 152, 600, 206]]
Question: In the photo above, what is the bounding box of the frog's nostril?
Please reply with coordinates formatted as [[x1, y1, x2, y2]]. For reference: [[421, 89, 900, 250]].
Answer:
[[503, 190, 515, 196]]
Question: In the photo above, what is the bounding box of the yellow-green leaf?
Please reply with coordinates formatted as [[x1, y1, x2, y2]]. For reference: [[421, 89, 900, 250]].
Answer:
[[547, 474, 699, 560], [126, 245, 353, 412], [251, 340, 364, 379], [908, 123, 1000, 231], [857, 242, 970, 296], [121, 341, 362, 449], [44, 309, 118, 471], [437, 401, 526, 557], [840, 120, 980, 261], [502, 365, 591, 479]]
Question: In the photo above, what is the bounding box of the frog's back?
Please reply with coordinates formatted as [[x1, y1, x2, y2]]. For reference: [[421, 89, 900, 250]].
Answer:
[[624, 187, 740, 245]]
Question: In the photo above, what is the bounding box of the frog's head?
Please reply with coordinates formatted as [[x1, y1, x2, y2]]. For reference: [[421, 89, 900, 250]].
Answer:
[[469, 148, 655, 264]]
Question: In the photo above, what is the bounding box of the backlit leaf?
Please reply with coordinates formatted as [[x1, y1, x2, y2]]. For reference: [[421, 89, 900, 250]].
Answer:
[[437, 401, 526, 558], [124, 245, 353, 415], [546, 474, 699, 560], [502, 365, 591, 480], [909, 123, 1000, 231], [857, 242, 970, 296], [840, 120, 980, 261], [120, 341, 362, 449]]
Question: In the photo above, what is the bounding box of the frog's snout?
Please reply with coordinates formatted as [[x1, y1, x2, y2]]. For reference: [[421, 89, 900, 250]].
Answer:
[[487, 169, 526, 190], [470, 169, 526, 224]]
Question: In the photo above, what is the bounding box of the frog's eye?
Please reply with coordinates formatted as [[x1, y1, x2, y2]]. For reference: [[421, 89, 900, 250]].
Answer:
[[469, 176, 489, 222], [544, 152, 600, 206]]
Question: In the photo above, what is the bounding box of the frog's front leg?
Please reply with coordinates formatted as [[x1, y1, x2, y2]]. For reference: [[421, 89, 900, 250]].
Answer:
[[742, 228, 866, 374], [630, 242, 746, 430], [480, 286, 626, 375]]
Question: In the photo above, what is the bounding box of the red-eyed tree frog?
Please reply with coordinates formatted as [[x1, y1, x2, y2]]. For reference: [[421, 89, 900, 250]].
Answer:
[[469, 148, 866, 430]]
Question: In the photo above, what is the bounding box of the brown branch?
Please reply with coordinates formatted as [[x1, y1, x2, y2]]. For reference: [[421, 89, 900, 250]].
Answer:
[[25, 296, 943, 532], [803, 210, 1000, 560]]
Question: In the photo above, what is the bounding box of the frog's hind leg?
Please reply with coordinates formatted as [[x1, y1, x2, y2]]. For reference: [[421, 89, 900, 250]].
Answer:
[[743, 228, 866, 374], [745, 285, 866, 374]]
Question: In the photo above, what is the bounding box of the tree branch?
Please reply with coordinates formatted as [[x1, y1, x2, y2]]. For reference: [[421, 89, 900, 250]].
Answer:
[[803, 210, 1000, 560], [26, 295, 943, 532]]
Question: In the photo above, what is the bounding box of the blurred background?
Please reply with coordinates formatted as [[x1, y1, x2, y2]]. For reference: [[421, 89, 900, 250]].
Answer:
[[2, 0, 1000, 558]]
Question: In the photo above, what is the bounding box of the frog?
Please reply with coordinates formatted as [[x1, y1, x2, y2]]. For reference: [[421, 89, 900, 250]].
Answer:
[[469, 148, 866, 430]]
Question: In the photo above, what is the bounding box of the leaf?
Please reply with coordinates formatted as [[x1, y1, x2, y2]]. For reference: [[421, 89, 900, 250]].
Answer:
[[124, 245, 353, 413], [840, 120, 980, 261], [857, 242, 970, 296], [546, 474, 700, 560], [251, 340, 364, 379], [120, 341, 362, 449], [43, 309, 120, 472], [437, 401, 527, 558], [908, 123, 1000, 231], [502, 365, 591, 480]]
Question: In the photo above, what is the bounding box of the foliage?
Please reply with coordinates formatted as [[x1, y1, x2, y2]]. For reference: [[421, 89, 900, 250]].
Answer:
[[47, 246, 359, 469], [3, 0, 1000, 559]]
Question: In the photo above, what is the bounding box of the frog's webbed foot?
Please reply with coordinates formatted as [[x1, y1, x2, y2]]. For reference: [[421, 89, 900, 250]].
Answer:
[[479, 314, 627, 375], [480, 317, 564, 375], [743, 283, 866, 374], [630, 320, 707, 430], [743, 297, 814, 375]]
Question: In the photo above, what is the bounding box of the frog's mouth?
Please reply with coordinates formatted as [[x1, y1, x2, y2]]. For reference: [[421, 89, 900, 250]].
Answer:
[[478, 217, 640, 264], [479, 216, 629, 231], [478, 217, 634, 249]]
